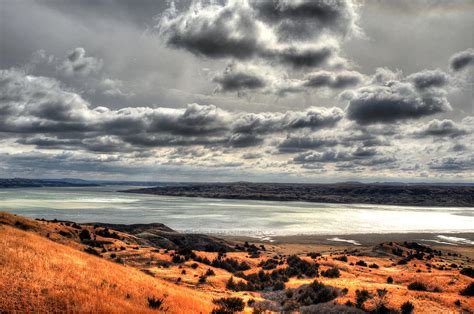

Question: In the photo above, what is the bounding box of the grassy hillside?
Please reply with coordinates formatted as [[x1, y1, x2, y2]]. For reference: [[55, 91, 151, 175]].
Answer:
[[1, 212, 473, 313], [0, 223, 214, 313]]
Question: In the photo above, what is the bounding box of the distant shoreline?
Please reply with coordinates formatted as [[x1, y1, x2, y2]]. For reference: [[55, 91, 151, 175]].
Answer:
[[122, 182, 474, 207]]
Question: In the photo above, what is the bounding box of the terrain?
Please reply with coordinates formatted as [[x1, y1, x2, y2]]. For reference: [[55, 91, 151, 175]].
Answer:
[[124, 182, 474, 207], [1, 212, 473, 313], [0, 178, 169, 188]]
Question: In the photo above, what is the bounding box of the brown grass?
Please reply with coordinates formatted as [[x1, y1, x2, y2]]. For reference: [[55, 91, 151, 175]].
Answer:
[[0, 224, 215, 313], [1, 212, 473, 313]]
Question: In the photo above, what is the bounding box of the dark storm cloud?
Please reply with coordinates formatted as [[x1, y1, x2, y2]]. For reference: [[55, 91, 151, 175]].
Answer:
[[343, 70, 452, 125], [414, 119, 467, 138], [449, 48, 474, 71], [156, 0, 358, 69]]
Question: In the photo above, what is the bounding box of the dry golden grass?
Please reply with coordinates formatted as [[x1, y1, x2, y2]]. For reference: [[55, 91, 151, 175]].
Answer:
[[0, 224, 215, 313], [1, 212, 473, 314]]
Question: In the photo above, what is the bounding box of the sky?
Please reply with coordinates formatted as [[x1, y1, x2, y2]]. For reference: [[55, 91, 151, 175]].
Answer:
[[0, 0, 473, 183]]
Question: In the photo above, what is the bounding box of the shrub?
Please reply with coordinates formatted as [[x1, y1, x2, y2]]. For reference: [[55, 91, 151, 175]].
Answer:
[[259, 259, 279, 270], [321, 267, 341, 278], [273, 281, 285, 291], [355, 289, 371, 309], [205, 268, 216, 276], [212, 297, 245, 314], [335, 255, 348, 262], [147, 296, 166, 310], [400, 301, 414, 314], [226, 276, 236, 290], [296, 280, 339, 305], [79, 229, 91, 241], [460, 267, 474, 278], [95, 228, 120, 239], [355, 260, 367, 267], [172, 255, 185, 264], [454, 299, 461, 307], [407, 281, 427, 291], [387, 276, 393, 284], [198, 275, 207, 284], [432, 286, 442, 293], [84, 247, 100, 256], [210, 257, 250, 273], [460, 282, 474, 296], [369, 263, 379, 269], [307, 252, 321, 259]]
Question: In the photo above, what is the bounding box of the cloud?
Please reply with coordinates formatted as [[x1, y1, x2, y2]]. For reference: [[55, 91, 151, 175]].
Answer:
[[429, 156, 474, 172], [449, 48, 474, 71], [156, 0, 358, 69], [212, 63, 267, 92], [413, 119, 467, 138], [343, 69, 452, 124], [251, 0, 360, 40], [303, 70, 366, 89], [0, 69, 342, 151], [58, 47, 103, 77], [407, 69, 449, 90], [277, 136, 338, 153], [293, 147, 377, 164], [232, 107, 344, 134]]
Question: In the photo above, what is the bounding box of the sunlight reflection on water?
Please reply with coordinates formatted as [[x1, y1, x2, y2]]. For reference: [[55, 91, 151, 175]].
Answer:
[[0, 186, 472, 237]]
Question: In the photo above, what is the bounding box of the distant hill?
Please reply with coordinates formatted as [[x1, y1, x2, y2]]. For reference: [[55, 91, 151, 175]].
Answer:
[[0, 178, 100, 188], [123, 181, 474, 207]]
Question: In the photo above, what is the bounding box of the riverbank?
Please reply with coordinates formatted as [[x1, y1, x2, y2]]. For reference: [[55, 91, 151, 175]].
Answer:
[[123, 181, 474, 207]]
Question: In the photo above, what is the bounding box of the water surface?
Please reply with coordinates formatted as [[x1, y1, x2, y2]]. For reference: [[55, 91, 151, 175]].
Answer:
[[1, 186, 472, 238]]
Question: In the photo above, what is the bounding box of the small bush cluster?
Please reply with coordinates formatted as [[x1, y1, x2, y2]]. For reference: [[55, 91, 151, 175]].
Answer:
[[147, 296, 166, 310], [306, 252, 321, 259], [295, 281, 339, 306], [355, 260, 367, 267], [460, 282, 474, 296], [95, 228, 120, 239], [407, 281, 427, 291], [84, 247, 101, 256], [259, 258, 280, 270], [460, 267, 474, 278], [226, 255, 319, 292], [401, 301, 414, 314], [355, 289, 372, 309], [194, 255, 250, 273], [321, 267, 340, 278], [212, 297, 244, 314], [79, 229, 91, 242]]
